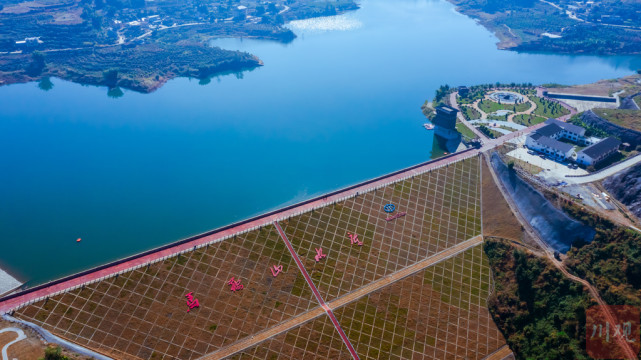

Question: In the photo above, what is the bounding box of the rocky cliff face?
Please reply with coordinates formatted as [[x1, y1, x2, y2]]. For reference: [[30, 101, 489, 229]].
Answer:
[[603, 162, 641, 219], [581, 110, 641, 147]]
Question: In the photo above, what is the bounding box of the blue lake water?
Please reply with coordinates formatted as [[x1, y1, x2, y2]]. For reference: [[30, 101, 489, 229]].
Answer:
[[1, 0, 639, 285]]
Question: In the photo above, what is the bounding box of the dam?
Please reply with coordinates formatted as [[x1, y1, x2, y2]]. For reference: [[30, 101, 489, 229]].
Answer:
[[0, 149, 510, 360]]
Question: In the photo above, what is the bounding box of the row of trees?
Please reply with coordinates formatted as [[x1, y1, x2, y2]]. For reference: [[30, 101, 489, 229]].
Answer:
[[470, 82, 534, 91]]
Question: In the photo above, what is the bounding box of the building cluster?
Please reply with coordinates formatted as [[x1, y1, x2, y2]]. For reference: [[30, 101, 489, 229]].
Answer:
[[525, 118, 621, 167], [14, 37, 43, 47]]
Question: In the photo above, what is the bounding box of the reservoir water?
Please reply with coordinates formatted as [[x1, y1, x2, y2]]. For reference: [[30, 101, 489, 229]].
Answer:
[[1, 0, 639, 285]]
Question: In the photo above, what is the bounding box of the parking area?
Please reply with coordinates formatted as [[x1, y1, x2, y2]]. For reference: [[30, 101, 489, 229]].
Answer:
[[506, 136, 587, 180]]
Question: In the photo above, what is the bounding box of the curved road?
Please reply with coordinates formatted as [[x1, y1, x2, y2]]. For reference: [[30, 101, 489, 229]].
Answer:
[[0, 327, 25, 360], [565, 154, 641, 184]]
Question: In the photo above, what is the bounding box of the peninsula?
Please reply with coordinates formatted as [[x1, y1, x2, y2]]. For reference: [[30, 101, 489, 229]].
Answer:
[[447, 0, 641, 55], [0, 0, 358, 92]]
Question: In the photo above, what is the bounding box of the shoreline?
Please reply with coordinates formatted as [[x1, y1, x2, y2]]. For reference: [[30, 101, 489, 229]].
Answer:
[[0, 149, 478, 314], [0, 268, 22, 298]]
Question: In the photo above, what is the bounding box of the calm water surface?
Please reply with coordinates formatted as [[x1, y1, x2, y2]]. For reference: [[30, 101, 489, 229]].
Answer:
[[1, 0, 639, 285]]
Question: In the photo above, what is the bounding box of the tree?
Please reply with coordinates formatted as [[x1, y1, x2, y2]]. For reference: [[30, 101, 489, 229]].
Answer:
[[267, 2, 277, 13], [103, 69, 118, 87], [38, 77, 54, 91], [40, 346, 69, 360], [197, 4, 208, 14], [107, 86, 124, 98], [26, 51, 46, 76]]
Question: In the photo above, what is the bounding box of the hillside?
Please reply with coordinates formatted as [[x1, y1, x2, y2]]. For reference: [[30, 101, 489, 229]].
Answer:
[[484, 238, 594, 359], [0, 0, 358, 92], [447, 0, 641, 54], [603, 163, 641, 220]]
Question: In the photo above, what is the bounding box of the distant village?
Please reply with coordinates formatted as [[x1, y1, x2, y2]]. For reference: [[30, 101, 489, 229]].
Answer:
[[0, 0, 357, 54]]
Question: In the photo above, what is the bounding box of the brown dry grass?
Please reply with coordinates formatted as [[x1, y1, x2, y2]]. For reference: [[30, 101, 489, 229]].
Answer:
[[481, 157, 524, 242], [592, 108, 641, 132], [14, 225, 318, 360], [548, 75, 641, 97], [0, 318, 87, 360]]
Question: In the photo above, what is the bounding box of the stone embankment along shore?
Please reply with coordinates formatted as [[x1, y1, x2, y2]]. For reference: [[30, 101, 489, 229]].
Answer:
[[0, 268, 22, 298], [0, 148, 480, 315]]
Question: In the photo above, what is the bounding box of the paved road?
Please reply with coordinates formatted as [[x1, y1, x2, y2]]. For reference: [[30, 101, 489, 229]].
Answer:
[[2, 315, 113, 360], [449, 92, 490, 140], [0, 327, 25, 360], [565, 154, 641, 184], [506, 95, 537, 123]]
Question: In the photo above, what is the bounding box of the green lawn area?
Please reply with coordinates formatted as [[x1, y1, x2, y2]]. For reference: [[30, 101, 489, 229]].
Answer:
[[513, 113, 547, 126], [478, 98, 531, 114], [477, 124, 502, 139], [592, 108, 641, 132], [529, 96, 570, 118], [460, 105, 481, 120], [457, 89, 485, 104], [456, 121, 477, 140], [487, 114, 508, 121]]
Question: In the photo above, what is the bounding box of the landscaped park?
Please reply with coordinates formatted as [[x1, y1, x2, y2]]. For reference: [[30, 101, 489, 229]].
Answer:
[[5, 155, 508, 359], [456, 86, 571, 139]]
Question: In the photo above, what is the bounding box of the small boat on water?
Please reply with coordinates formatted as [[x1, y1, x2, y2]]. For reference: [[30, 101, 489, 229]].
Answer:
[[423, 123, 435, 130]]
